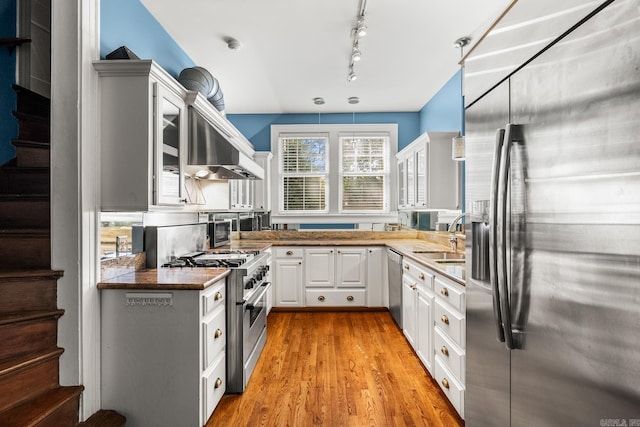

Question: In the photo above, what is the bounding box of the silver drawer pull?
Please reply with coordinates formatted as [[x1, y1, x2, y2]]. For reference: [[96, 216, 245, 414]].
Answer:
[[442, 378, 450, 389], [318, 295, 325, 302], [346, 295, 354, 302], [214, 328, 223, 339], [214, 378, 222, 389], [441, 346, 449, 357], [441, 315, 449, 325], [419, 273, 425, 280], [440, 288, 449, 297], [286, 250, 293, 256], [214, 292, 223, 301]]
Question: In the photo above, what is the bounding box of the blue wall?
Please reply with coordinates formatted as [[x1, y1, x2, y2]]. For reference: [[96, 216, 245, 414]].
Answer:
[[227, 112, 420, 152], [100, 0, 194, 78], [0, 0, 17, 165], [418, 70, 463, 134]]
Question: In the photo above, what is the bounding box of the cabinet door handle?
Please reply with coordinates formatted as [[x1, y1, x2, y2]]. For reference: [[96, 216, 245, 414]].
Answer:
[[214, 378, 223, 389], [298, 261, 302, 265], [404, 265, 410, 270], [369, 249, 373, 253], [214, 292, 223, 301], [346, 295, 354, 301], [214, 328, 223, 339], [419, 273, 425, 280], [410, 284, 417, 291], [318, 295, 325, 302], [440, 288, 449, 297], [286, 250, 293, 256], [441, 346, 449, 357], [441, 378, 450, 389], [441, 315, 450, 325]]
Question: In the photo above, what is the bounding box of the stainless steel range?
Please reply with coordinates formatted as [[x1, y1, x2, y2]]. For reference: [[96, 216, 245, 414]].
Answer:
[[181, 250, 271, 393], [147, 224, 271, 393]]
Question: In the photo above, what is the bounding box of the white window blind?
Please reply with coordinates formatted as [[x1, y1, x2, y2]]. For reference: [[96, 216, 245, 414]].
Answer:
[[279, 136, 328, 212], [340, 135, 389, 212]]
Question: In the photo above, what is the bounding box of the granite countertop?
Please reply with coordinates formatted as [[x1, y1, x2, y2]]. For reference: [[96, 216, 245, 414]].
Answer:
[[240, 232, 466, 285], [97, 267, 231, 290], [386, 241, 466, 285]]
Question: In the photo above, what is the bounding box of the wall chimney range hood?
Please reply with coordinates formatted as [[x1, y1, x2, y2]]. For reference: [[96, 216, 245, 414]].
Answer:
[[186, 107, 264, 180]]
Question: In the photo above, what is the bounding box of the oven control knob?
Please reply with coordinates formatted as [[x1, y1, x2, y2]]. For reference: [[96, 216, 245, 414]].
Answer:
[[256, 272, 263, 280], [245, 278, 256, 289]]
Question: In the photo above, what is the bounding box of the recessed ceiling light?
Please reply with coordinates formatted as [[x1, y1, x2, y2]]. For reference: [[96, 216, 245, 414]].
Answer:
[[224, 36, 242, 50], [313, 97, 325, 105], [348, 97, 360, 104]]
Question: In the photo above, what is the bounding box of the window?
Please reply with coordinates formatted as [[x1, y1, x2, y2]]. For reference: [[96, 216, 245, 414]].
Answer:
[[271, 124, 398, 223], [279, 135, 329, 212], [340, 134, 389, 212]]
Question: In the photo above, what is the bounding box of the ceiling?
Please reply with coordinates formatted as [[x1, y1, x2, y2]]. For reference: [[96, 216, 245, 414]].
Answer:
[[140, 0, 511, 114]]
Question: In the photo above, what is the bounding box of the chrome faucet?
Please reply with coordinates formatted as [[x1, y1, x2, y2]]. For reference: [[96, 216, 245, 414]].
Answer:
[[448, 213, 465, 252]]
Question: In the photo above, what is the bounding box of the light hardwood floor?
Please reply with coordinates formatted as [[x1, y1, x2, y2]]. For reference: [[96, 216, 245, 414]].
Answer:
[[207, 311, 463, 426]]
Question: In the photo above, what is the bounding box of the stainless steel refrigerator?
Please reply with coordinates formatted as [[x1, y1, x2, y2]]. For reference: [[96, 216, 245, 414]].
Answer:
[[464, 0, 640, 425]]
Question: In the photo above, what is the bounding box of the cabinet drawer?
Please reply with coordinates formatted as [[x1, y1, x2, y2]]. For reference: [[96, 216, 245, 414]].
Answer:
[[403, 259, 433, 289], [275, 247, 303, 258], [435, 357, 465, 419], [434, 299, 465, 348], [305, 289, 366, 306], [203, 351, 225, 421], [434, 326, 465, 384], [435, 276, 465, 312], [203, 280, 225, 316], [203, 306, 225, 370]]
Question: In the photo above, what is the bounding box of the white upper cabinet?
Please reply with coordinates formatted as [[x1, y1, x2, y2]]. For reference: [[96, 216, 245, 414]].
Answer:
[[397, 131, 460, 210], [95, 60, 188, 211], [253, 151, 272, 212]]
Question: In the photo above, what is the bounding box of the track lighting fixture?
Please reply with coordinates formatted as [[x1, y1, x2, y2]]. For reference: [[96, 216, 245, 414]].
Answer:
[[348, 0, 367, 82], [352, 44, 362, 62], [348, 67, 357, 82], [356, 18, 367, 37]]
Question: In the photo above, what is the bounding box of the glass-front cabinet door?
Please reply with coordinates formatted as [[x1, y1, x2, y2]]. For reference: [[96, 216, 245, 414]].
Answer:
[[397, 159, 406, 208], [406, 154, 415, 207], [155, 83, 186, 206], [415, 146, 427, 207]]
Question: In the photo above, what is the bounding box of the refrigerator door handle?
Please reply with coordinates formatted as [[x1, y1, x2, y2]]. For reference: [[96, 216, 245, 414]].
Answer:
[[497, 123, 523, 350], [489, 128, 506, 343]]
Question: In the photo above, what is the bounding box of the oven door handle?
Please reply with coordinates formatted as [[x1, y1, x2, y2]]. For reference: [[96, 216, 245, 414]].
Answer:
[[245, 283, 270, 310]]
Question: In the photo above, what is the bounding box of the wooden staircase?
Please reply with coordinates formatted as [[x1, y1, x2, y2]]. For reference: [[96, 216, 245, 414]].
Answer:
[[0, 86, 125, 426]]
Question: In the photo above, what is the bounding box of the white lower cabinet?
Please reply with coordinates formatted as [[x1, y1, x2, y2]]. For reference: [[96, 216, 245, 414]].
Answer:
[[402, 258, 435, 374], [274, 247, 304, 307], [100, 279, 226, 427], [273, 246, 385, 308], [305, 247, 367, 307], [433, 275, 466, 419], [401, 257, 466, 419]]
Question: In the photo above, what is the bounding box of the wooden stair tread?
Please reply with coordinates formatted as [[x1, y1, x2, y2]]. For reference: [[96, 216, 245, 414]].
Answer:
[[12, 140, 50, 148], [0, 194, 49, 200], [0, 385, 83, 427], [11, 111, 49, 123], [79, 409, 126, 427], [0, 348, 64, 377], [0, 228, 50, 236], [12, 84, 50, 118], [0, 310, 64, 326], [0, 269, 62, 280]]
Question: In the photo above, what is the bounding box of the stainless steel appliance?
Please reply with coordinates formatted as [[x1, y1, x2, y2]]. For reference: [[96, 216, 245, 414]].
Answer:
[[208, 219, 232, 248], [164, 249, 271, 393], [464, 1, 640, 425], [387, 249, 403, 328]]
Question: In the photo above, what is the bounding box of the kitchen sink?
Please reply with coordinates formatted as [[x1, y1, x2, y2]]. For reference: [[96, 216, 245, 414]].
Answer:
[[413, 251, 465, 260], [434, 259, 466, 280]]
